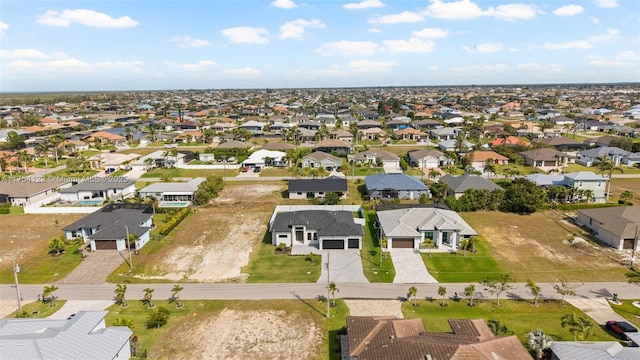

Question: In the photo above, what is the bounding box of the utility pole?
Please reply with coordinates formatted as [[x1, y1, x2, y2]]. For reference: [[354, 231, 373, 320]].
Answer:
[[125, 225, 133, 273], [13, 256, 22, 313], [326, 251, 330, 319]]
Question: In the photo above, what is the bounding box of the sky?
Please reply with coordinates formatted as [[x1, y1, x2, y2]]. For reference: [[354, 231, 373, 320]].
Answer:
[[1, 0, 639, 92]]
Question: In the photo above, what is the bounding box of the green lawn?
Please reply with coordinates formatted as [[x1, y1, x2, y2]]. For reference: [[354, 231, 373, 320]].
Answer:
[[403, 299, 619, 344], [140, 167, 220, 178], [361, 211, 395, 283], [45, 168, 98, 178], [242, 240, 321, 282], [0, 245, 84, 284], [563, 163, 640, 174], [8, 300, 66, 318], [353, 166, 385, 176], [421, 239, 504, 283], [610, 299, 640, 328]]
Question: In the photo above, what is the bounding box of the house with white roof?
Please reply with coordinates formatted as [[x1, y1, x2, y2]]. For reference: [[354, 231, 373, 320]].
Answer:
[[242, 149, 286, 167], [138, 177, 205, 206]]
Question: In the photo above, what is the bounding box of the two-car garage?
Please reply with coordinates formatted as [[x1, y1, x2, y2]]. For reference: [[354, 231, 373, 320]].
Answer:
[[391, 238, 415, 249], [321, 238, 362, 250]]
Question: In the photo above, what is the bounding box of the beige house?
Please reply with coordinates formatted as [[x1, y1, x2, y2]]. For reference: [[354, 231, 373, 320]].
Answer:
[[576, 206, 640, 250]]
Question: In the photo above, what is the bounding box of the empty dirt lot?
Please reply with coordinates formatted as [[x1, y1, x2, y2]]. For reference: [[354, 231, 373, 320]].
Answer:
[[136, 182, 285, 282]]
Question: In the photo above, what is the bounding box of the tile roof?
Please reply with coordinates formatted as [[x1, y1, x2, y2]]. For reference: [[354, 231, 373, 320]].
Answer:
[[377, 207, 478, 237], [365, 174, 428, 192], [519, 148, 567, 161], [440, 174, 504, 193], [578, 206, 640, 239]]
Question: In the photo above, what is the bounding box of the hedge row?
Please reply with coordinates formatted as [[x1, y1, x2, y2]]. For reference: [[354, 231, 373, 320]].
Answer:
[[0, 203, 10, 215], [545, 202, 624, 211], [159, 208, 191, 236]]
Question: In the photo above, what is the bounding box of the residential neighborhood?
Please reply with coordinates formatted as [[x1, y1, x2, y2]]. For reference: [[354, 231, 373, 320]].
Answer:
[[1, 84, 640, 359]]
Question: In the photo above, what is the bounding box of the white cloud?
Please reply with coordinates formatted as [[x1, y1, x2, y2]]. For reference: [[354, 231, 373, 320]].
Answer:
[[369, 28, 382, 33], [552, 5, 584, 16], [516, 63, 563, 72], [316, 41, 380, 56], [590, 17, 600, 24], [222, 26, 269, 44], [279, 18, 325, 39], [225, 67, 262, 76], [424, 0, 484, 20], [450, 64, 510, 73], [344, 0, 385, 10], [170, 36, 211, 48], [412, 27, 449, 38], [588, 28, 620, 42], [428, 65, 439, 70], [270, 0, 297, 9], [383, 38, 436, 53], [485, 3, 537, 21], [349, 60, 396, 72], [8, 57, 90, 71], [36, 9, 138, 28], [0, 49, 68, 59], [594, 0, 618, 8], [538, 40, 592, 50], [165, 60, 217, 71], [96, 61, 144, 68], [588, 51, 638, 67], [369, 11, 424, 24], [462, 42, 504, 53], [0, 21, 8, 37]]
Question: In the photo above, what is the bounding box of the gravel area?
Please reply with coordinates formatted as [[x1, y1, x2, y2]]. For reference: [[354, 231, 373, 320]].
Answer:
[[389, 249, 438, 284], [57, 251, 126, 284], [344, 300, 404, 318], [47, 300, 116, 319], [317, 250, 368, 283]]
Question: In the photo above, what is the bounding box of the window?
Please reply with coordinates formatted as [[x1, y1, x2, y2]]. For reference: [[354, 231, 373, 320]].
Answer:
[[578, 181, 583, 187], [278, 234, 288, 238], [424, 231, 434, 240], [597, 181, 602, 188]]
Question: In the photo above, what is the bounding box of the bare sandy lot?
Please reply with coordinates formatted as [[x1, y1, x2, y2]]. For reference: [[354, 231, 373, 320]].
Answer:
[[140, 183, 283, 282], [345, 299, 404, 318], [151, 308, 322, 360]]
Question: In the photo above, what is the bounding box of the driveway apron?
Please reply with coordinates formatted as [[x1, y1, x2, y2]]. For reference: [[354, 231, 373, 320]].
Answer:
[[317, 250, 368, 283], [389, 249, 438, 284]]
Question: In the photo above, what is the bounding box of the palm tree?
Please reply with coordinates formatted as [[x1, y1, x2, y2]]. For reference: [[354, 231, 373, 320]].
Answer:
[[422, 237, 435, 257], [114, 284, 128, 307], [526, 329, 553, 360], [35, 141, 50, 167], [626, 269, 640, 286], [42, 284, 59, 306], [48, 135, 63, 164], [526, 279, 541, 307], [438, 286, 447, 307], [143, 287, 155, 308], [619, 190, 634, 204], [583, 189, 594, 203], [16, 150, 30, 173], [459, 237, 477, 257], [408, 286, 417, 306], [597, 155, 624, 201], [428, 168, 439, 180], [171, 284, 184, 307], [0, 154, 10, 175], [464, 284, 476, 306], [328, 282, 339, 306], [561, 312, 580, 341]]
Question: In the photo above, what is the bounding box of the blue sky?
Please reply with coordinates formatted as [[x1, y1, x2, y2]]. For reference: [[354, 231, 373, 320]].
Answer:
[[1, 0, 639, 91]]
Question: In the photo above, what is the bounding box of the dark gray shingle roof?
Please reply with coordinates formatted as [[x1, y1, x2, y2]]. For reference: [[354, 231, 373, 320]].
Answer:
[[271, 210, 362, 237], [440, 174, 504, 193]]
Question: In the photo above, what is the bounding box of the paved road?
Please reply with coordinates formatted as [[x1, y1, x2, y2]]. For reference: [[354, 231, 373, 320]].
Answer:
[[1, 282, 638, 303]]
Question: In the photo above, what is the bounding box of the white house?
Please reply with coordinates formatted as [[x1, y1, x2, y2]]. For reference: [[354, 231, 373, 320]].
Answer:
[[241, 149, 286, 168], [59, 178, 136, 202]]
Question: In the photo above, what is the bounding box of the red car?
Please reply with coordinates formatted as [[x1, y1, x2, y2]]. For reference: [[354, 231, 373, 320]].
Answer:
[[241, 167, 249, 172]]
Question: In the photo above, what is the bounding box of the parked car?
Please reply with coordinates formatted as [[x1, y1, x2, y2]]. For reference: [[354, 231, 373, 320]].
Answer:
[[605, 320, 638, 340], [253, 166, 261, 173], [105, 168, 115, 174], [241, 166, 249, 172]]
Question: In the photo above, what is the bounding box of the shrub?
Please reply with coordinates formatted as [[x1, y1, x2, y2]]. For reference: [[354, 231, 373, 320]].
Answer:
[[159, 208, 191, 235], [145, 306, 170, 329], [0, 203, 10, 214]]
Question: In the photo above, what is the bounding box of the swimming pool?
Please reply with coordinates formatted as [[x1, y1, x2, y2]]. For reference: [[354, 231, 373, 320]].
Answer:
[[75, 200, 103, 206]]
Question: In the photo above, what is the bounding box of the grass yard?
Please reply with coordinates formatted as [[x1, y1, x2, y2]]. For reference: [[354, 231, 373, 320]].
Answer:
[[361, 211, 395, 283], [0, 214, 85, 284], [610, 299, 640, 328], [609, 178, 640, 203], [140, 167, 221, 178], [421, 239, 504, 283], [10, 300, 66, 318], [104, 299, 347, 360], [403, 299, 619, 344], [563, 163, 640, 174], [45, 168, 99, 178], [243, 235, 321, 283], [460, 211, 630, 282]]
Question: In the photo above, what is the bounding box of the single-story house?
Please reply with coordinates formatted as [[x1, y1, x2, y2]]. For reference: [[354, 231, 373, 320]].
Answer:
[[365, 173, 430, 200], [438, 139, 474, 152], [430, 127, 459, 141], [63, 203, 153, 251], [576, 206, 640, 250], [532, 136, 585, 151], [131, 150, 187, 170], [238, 120, 265, 135], [328, 128, 354, 143], [519, 148, 570, 171], [59, 178, 136, 202], [576, 146, 629, 167], [622, 152, 640, 166], [314, 139, 352, 155], [408, 149, 453, 169], [377, 207, 477, 250], [353, 150, 400, 168], [287, 176, 348, 199], [300, 151, 343, 171], [138, 177, 205, 205], [241, 149, 286, 168], [0, 311, 132, 360], [270, 210, 363, 250], [464, 150, 509, 168], [489, 136, 530, 147], [393, 127, 427, 141], [345, 316, 530, 360], [86, 131, 127, 147], [0, 179, 71, 206], [440, 174, 504, 199]]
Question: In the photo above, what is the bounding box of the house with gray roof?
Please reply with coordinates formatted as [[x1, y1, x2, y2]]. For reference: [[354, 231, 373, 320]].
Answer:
[[59, 178, 135, 202], [238, 120, 265, 135], [0, 178, 71, 206], [138, 177, 205, 206], [550, 341, 640, 360], [408, 149, 452, 169], [287, 176, 348, 199], [622, 152, 640, 166], [300, 151, 343, 171], [270, 210, 363, 250], [576, 146, 629, 166], [526, 171, 607, 203], [0, 311, 132, 360], [440, 174, 504, 199], [365, 173, 429, 200], [576, 206, 640, 251], [353, 150, 400, 168], [63, 203, 153, 251], [376, 207, 477, 250]]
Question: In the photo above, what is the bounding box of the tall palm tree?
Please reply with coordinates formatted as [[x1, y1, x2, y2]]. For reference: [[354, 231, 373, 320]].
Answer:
[[526, 279, 541, 307], [408, 286, 417, 306], [597, 155, 624, 201], [171, 284, 184, 307], [0, 154, 9, 175], [328, 282, 339, 306], [16, 150, 31, 173], [114, 284, 128, 307], [438, 286, 447, 307], [561, 312, 580, 341], [42, 285, 59, 307], [464, 284, 476, 306], [143, 287, 155, 308], [35, 141, 51, 167], [48, 135, 63, 164], [526, 329, 553, 360], [626, 269, 640, 286]]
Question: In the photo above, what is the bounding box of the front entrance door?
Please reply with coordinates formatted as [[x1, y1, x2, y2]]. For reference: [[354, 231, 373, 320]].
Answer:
[[442, 232, 449, 246], [295, 228, 304, 243]]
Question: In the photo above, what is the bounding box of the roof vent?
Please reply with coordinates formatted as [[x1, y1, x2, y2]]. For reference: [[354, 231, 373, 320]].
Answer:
[[490, 352, 499, 360]]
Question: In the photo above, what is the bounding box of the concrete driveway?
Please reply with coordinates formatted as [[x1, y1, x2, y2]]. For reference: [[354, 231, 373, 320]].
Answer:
[[317, 250, 368, 283], [567, 298, 628, 325], [389, 249, 438, 284]]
